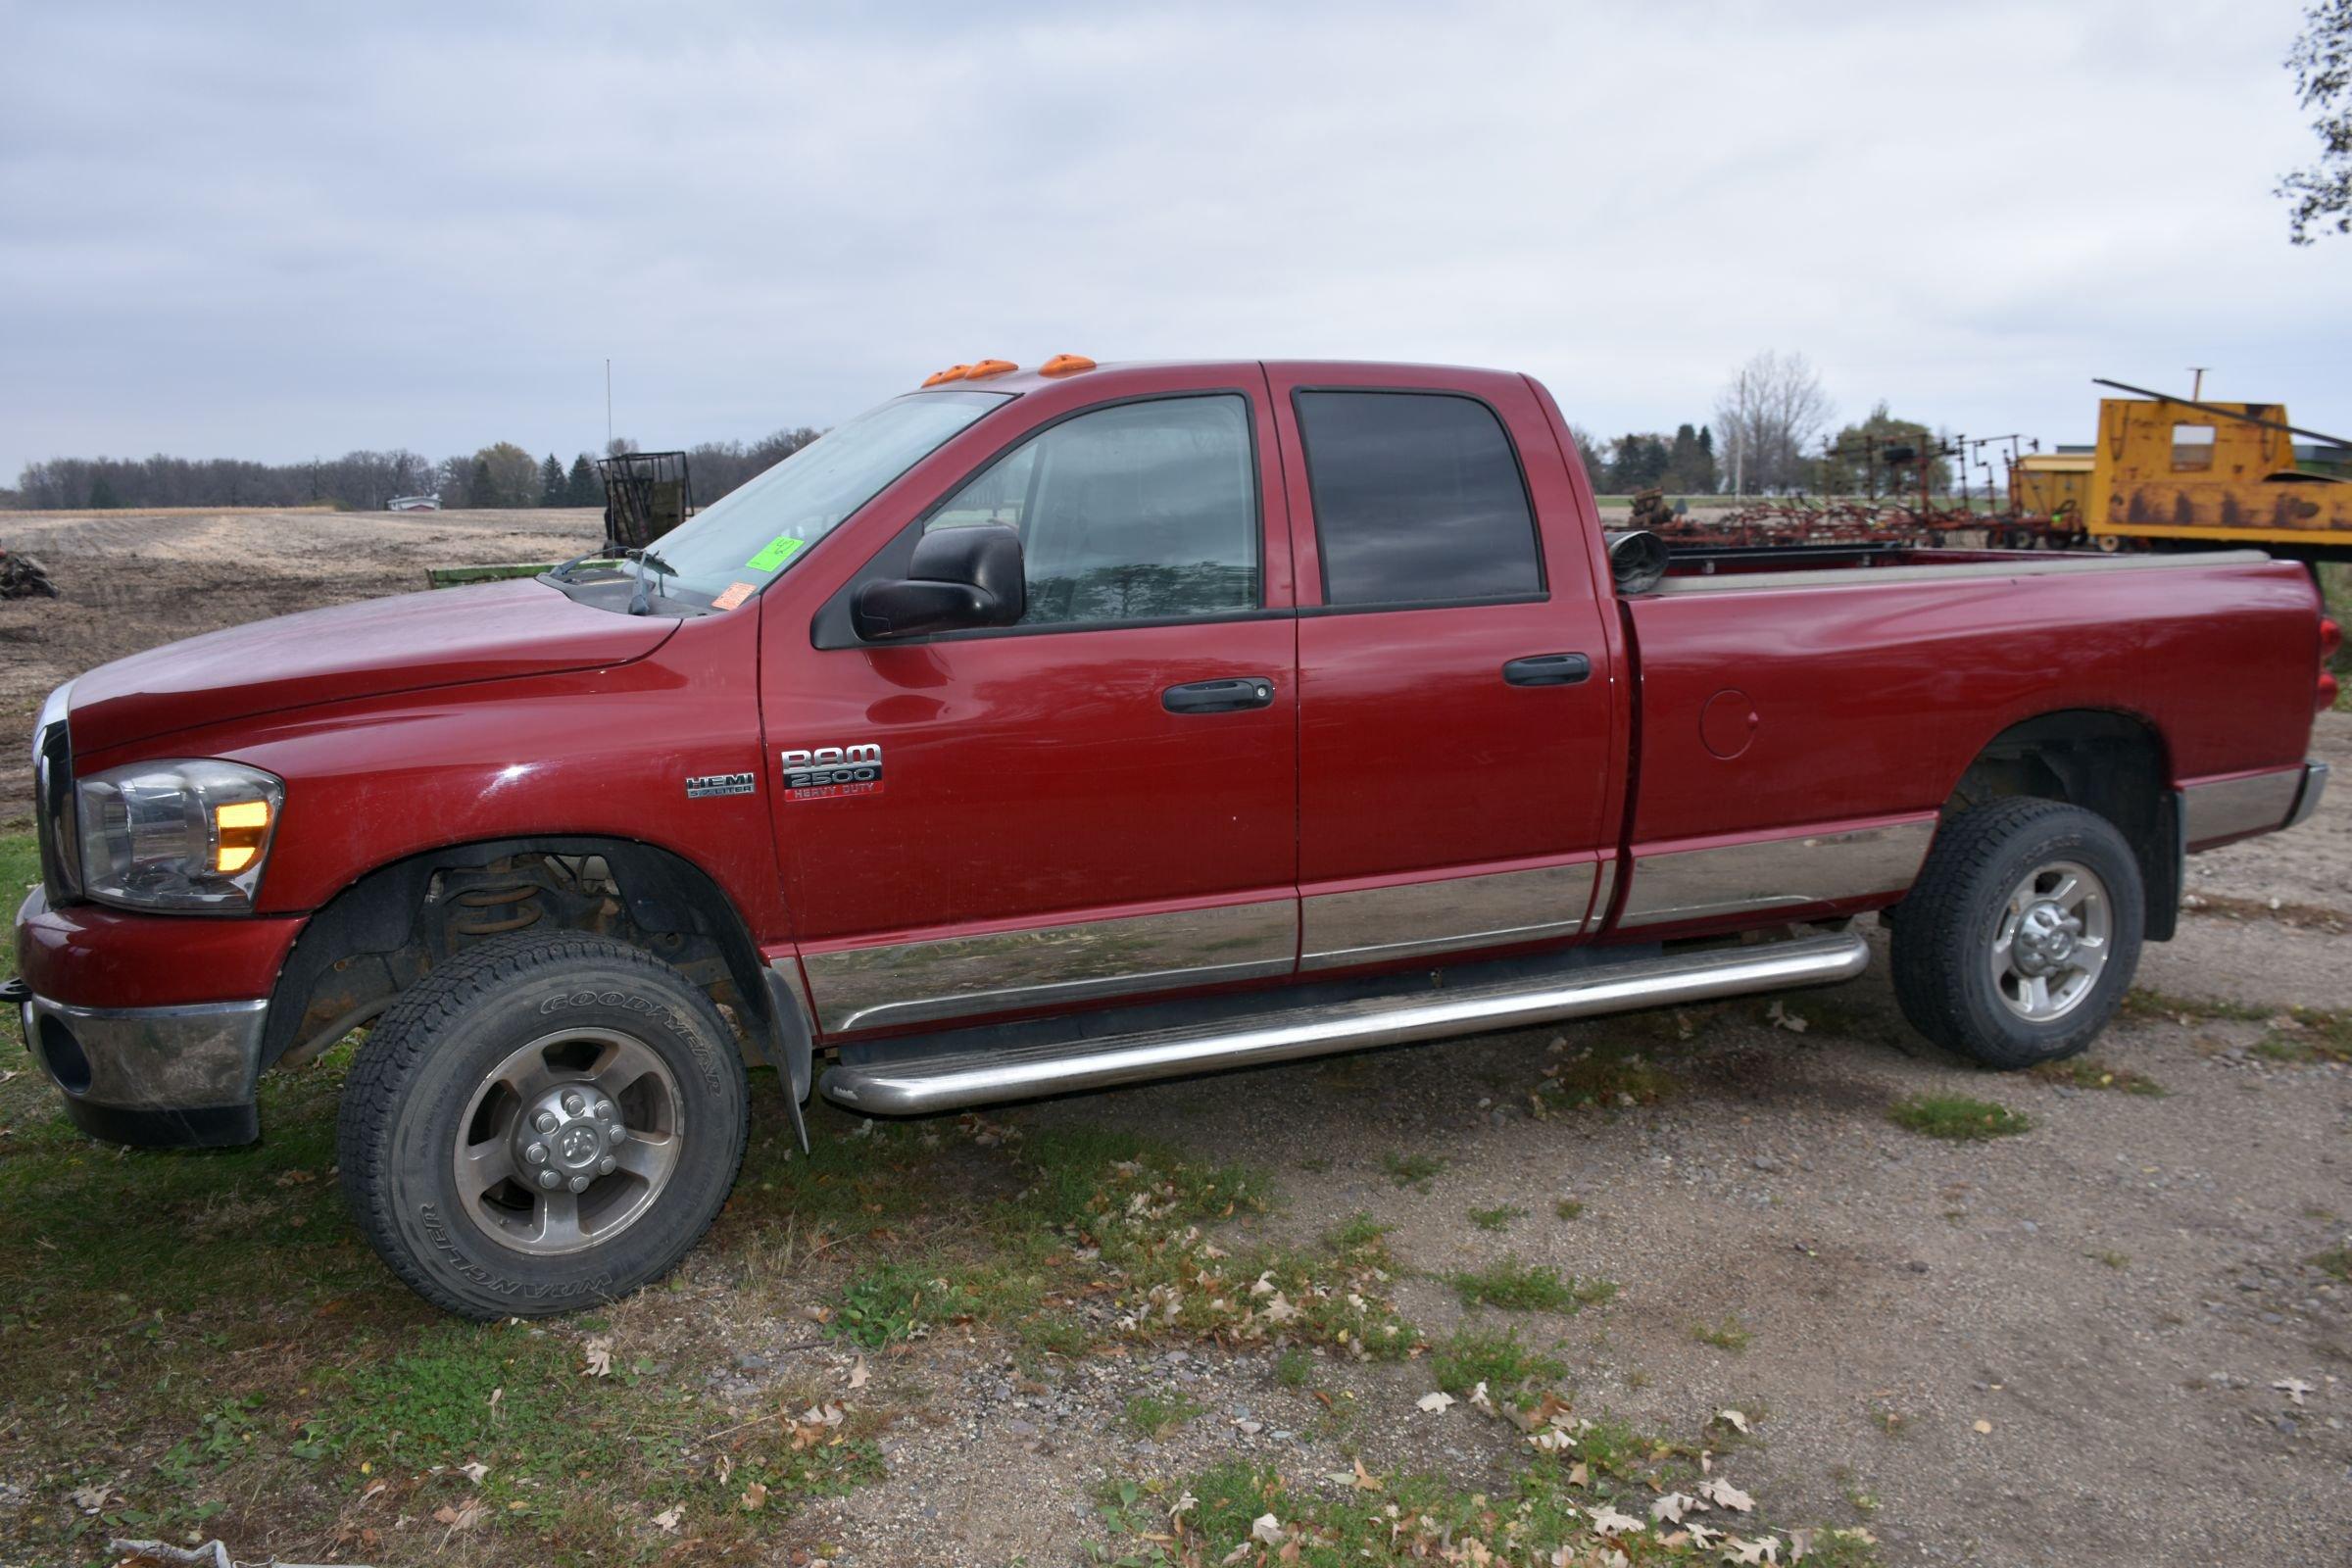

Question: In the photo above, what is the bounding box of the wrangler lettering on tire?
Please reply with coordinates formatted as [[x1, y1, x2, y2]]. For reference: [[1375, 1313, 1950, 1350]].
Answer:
[[336, 930, 750, 1319]]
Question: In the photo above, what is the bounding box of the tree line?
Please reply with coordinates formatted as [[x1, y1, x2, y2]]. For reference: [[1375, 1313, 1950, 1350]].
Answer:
[[10, 427, 821, 513], [8, 352, 1959, 512]]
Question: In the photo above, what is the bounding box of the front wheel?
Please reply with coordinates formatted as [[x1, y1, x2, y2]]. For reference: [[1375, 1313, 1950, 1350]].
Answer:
[[337, 930, 750, 1318], [1889, 798, 2145, 1069]]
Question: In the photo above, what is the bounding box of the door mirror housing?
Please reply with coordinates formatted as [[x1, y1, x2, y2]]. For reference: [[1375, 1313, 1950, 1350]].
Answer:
[[852, 524, 1026, 641]]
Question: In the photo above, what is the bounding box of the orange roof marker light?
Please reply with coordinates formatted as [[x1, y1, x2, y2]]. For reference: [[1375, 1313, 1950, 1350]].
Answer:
[[920, 365, 972, 387], [963, 359, 1018, 379], [1040, 354, 1097, 376]]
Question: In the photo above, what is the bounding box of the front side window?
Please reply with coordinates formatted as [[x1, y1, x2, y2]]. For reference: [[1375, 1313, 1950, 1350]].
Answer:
[[926, 395, 1259, 628], [642, 389, 1007, 603], [2170, 422, 2216, 472], [1297, 390, 1543, 608]]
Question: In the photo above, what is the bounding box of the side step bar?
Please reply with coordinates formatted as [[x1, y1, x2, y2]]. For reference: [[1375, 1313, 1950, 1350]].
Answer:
[[818, 930, 1869, 1116]]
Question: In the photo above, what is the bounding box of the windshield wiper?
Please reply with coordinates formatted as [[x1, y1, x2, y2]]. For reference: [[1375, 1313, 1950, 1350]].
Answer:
[[550, 540, 638, 581], [626, 548, 678, 616]]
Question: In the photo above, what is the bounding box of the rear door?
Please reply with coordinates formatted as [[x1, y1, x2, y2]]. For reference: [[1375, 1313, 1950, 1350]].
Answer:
[[1266, 365, 1619, 970], [766, 370, 1301, 1037]]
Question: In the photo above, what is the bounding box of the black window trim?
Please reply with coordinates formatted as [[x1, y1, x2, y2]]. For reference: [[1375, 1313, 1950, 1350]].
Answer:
[[1289, 383, 1550, 614], [812, 387, 1272, 650]]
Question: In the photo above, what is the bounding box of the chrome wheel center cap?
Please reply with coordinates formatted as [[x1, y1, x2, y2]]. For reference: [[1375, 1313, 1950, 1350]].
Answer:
[[2013, 903, 2081, 974], [514, 1083, 628, 1193]]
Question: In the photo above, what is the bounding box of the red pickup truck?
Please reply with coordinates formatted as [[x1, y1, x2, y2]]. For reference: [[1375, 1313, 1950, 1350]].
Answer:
[[12, 358, 2336, 1317]]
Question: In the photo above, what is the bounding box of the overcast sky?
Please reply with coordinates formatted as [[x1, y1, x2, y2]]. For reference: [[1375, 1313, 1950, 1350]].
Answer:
[[3, 0, 2346, 484]]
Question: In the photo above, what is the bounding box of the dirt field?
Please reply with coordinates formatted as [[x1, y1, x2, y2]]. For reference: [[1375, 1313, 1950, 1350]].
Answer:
[[1, 509, 2348, 1567]]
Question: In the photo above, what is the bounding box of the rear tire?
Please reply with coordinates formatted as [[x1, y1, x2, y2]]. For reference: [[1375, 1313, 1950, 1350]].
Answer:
[[336, 930, 750, 1319], [1890, 798, 2144, 1069]]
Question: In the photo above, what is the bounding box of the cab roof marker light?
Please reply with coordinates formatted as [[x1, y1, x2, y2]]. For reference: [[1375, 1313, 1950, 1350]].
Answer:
[[1039, 354, 1097, 376], [963, 359, 1017, 379], [921, 365, 972, 387]]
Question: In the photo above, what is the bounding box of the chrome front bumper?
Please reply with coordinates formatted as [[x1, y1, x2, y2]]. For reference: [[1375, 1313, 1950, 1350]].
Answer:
[[12, 981, 269, 1147]]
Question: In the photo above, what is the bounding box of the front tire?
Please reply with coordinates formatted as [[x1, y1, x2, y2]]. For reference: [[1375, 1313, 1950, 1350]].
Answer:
[[1890, 798, 2144, 1069], [337, 930, 750, 1319]]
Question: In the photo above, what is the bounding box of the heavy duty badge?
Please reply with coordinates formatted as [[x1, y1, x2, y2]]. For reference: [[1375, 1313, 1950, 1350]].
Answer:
[[684, 771, 756, 799], [780, 743, 883, 800]]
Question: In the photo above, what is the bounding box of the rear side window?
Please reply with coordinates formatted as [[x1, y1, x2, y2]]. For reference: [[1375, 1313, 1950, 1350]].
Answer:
[[1297, 391, 1543, 608], [927, 395, 1259, 627]]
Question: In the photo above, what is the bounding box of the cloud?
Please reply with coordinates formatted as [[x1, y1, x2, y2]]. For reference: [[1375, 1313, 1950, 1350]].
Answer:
[[3, 0, 2347, 478]]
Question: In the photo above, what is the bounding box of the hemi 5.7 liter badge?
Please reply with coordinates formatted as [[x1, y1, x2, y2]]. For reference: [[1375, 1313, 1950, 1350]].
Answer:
[[685, 771, 757, 799], [780, 743, 883, 801]]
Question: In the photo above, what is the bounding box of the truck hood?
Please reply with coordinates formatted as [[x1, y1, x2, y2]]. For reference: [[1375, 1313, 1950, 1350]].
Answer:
[[69, 578, 678, 757]]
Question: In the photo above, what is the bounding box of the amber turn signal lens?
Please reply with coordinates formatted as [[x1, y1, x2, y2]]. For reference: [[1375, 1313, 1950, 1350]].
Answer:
[[963, 359, 1017, 379], [214, 799, 270, 874], [1039, 353, 1097, 376]]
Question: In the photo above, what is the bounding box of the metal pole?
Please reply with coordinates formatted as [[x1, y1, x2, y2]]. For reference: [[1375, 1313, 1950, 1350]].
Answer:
[[2188, 367, 2208, 401], [606, 359, 612, 453]]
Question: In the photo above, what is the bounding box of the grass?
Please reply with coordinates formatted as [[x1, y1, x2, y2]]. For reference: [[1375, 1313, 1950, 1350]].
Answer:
[[1886, 1094, 2033, 1141], [1530, 1035, 1679, 1112], [1, 829, 33, 984], [2026, 1057, 2165, 1096], [1468, 1203, 1527, 1232], [1382, 1151, 1446, 1191], [2313, 1245, 2352, 1283], [1427, 1326, 1566, 1396], [1097, 1435, 1884, 1566], [1122, 1391, 1204, 1439], [1445, 1256, 1616, 1314], [1690, 1315, 1752, 1352], [2121, 988, 2352, 1063], [1553, 1199, 1586, 1221]]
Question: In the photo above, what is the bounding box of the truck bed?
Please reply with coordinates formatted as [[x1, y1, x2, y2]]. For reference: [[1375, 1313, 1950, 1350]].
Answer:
[[1645, 543, 2275, 594]]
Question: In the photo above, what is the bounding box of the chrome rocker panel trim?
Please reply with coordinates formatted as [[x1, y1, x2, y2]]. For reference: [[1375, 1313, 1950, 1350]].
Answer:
[[2181, 765, 2310, 849], [803, 899, 1297, 1034], [1299, 861, 1599, 971], [2283, 760, 2329, 832], [1618, 819, 1935, 929], [818, 929, 1869, 1116]]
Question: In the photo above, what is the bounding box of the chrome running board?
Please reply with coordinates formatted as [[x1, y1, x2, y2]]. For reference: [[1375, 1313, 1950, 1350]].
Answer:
[[817, 930, 1869, 1116]]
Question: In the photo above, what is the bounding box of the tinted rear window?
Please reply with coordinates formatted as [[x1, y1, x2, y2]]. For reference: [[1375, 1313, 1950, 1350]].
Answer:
[[1296, 391, 1543, 608]]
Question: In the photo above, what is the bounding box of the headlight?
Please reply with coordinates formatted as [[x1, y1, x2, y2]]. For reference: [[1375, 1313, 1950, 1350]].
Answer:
[[75, 760, 284, 911]]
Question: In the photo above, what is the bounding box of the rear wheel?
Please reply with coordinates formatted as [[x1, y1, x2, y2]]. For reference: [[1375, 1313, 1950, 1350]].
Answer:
[[1889, 798, 2144, 1068], [337, 930, 749, 1318]]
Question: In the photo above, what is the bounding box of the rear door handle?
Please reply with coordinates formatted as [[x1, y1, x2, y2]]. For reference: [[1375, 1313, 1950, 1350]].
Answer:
[[1163, 676, 1276, 714], [1502, 653, 1592, 687]]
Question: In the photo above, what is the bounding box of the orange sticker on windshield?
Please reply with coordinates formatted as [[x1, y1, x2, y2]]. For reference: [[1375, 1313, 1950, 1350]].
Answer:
[[711, 581, 757, 612]]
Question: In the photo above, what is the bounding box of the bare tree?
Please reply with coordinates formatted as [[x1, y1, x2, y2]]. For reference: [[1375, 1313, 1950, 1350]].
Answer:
[[2280, 0, 2352, 243], [1713, 350, 1833, 496]]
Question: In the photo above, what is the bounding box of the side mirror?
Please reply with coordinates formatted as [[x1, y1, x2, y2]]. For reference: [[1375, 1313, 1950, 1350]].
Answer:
[[852, 524, 1026, 641]]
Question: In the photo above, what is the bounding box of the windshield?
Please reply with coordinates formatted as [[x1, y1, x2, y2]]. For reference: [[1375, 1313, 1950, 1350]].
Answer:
[[637, 389, 1008, 608]]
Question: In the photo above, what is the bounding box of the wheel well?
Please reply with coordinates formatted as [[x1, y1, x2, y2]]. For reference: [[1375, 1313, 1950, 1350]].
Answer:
[[261, 836, 780, 1072], [1940, 710, 2180, 941]]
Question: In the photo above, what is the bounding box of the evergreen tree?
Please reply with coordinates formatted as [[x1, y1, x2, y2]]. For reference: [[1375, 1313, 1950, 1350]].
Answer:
[[566, 454, 601, 507], [1662, 423, 1720, 494], [468, 457, 496, 509], [540, 453, 565, 507]]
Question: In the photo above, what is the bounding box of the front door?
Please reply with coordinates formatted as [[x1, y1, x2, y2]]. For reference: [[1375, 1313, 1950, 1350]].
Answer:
[[1266, 367, 1620, 970], [765, 374, 1299, 1036]]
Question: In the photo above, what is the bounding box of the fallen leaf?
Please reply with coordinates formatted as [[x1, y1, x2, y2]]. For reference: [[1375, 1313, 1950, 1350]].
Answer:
[[432, 1499, 487, 1532], [1698, 1477, 1754, 1512], [1717, 1407, 1751, 1434], [1651, 1491, 1694, 1523], [1766, 1000, 1808, 1033], [1351, 1455, 1382, 1492], [1725, 1535, 1779, 1564], [847, 1357, 869, 1391], [459, 1460, 489, 1484], [652, 1503, 684, 1532], [1789, 1526, 1815, 1562], [2274, 1378, 2314, 1407], [1415, 1392, 1456, 1413], [582, 1336, 614, 1377], [1250, 1512, 1285, 1544], [740, 1481, 768, 1511], [1587, 1502, 1644, 1535]]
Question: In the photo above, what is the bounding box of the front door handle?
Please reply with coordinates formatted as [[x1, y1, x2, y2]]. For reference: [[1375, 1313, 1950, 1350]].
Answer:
[[1163, 676, 1276, 714], [1502, 653, 1592, 687]]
